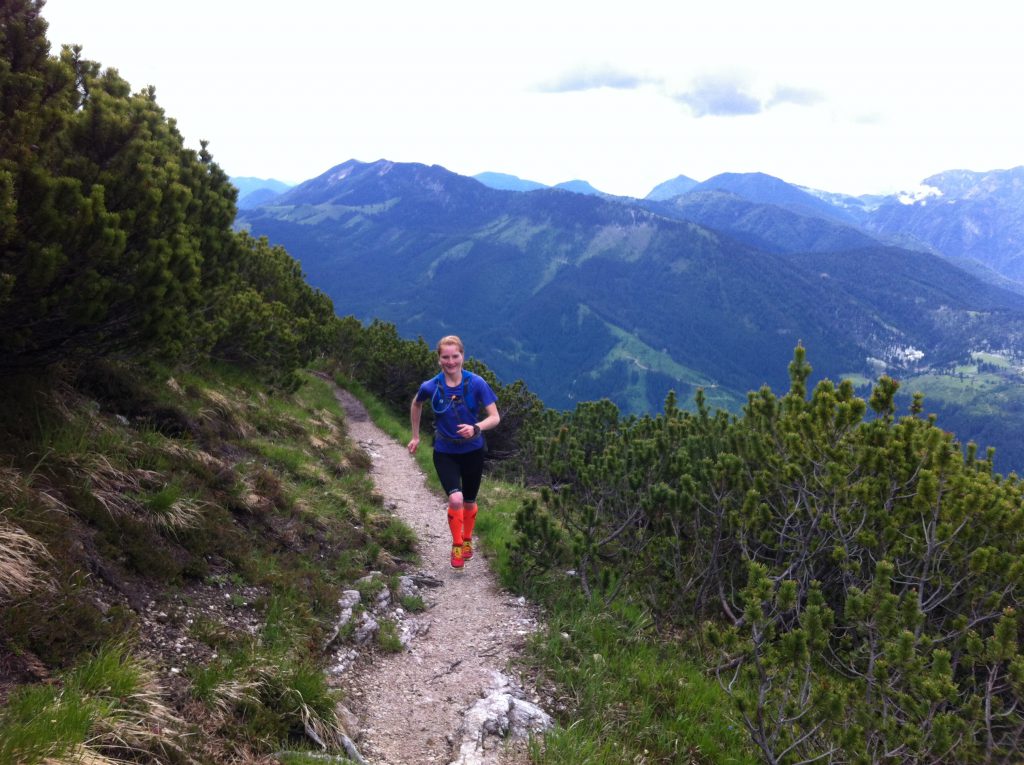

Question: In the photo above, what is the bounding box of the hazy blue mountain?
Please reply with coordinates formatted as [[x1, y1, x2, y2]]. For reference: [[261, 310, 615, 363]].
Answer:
[[240, 160, 1024, 388], [800, 187, 889, 221], [235, 158, 1024, 470], [863, 167, 1024, 283], [237, 187, 285, 209], [473, 171, 548, 192], [641, 190, 879, 254], [668, 169, 1024, 291], [553, 179, 606, 196], [645, 174, 699, 200], [231, 176, 292, 197], [920, 167, 1024, 199], [231, 176, 293, 210], [691, 172, 855, 223]]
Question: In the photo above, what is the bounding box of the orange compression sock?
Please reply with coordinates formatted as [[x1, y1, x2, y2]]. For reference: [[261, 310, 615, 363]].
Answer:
[[463, 502, 478, 541], [447, 505, 464, 546]]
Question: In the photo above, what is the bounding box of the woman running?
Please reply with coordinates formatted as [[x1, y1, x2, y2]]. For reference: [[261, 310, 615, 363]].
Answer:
[[408, 335, 500, 568]]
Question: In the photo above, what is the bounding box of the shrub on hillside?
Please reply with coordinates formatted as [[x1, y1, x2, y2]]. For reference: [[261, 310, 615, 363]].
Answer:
[[515, 346, 1024, 763], [0, 2, 338, 379]]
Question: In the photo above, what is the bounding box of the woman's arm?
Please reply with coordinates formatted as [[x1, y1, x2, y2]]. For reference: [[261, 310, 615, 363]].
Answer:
[[407, 397, 424, 453], [456, 402, 500, 439]]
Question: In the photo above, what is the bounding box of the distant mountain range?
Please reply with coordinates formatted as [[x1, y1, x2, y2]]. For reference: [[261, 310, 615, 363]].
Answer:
[[471, 172, 547, 192], [230, 176, 293, 209], [236, 159, 1024, 471], [645, 174, 699, 201], [863, 168, 1024, 283]]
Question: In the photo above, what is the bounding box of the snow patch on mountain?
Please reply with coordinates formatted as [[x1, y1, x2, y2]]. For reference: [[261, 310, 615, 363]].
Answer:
[[897, 184, 943, 205]]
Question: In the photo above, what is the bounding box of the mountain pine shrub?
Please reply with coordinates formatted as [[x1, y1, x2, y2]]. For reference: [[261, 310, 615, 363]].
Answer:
[[517, 345, 1024, 762], [1, 3, 339, 379]]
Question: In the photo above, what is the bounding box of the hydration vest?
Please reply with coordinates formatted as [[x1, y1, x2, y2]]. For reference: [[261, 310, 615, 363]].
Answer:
[[431, 370, 480, 416]]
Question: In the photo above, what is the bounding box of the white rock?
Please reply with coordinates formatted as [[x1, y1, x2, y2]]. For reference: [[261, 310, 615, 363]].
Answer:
[[335, 701, 361, 741], [397, 576, 420, 600], [353, 613, 379, 645], [448, 674, 553, 765]]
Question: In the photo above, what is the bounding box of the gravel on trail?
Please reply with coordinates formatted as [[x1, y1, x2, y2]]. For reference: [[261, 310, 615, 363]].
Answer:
[[329, 385, 546, 765]]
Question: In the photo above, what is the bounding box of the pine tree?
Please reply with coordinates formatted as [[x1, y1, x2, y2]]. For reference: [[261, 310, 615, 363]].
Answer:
[[519, 345, 1024, 761]]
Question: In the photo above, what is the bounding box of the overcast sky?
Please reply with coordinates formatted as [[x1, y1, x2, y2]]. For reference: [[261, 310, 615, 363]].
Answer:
[[39, 0, 1024, 198]]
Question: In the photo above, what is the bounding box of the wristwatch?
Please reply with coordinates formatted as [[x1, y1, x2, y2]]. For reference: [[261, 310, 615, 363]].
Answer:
[[472, 424, 481, 436]]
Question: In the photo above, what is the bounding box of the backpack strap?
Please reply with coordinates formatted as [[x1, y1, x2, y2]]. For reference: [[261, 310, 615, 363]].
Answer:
[[434, 371, 478, 414], [461, 371, 477, 413]]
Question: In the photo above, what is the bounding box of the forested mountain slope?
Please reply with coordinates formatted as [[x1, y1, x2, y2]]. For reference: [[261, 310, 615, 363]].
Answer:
[[239, 159, 1024, 469], [864, 167, 1024, 282]]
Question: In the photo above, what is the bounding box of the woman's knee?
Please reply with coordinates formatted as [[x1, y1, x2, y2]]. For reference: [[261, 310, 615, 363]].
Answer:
[[448, 491, 464, 510]]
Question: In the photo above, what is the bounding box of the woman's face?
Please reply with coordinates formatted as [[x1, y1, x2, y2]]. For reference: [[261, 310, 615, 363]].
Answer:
[[438, 343, 464, 375]]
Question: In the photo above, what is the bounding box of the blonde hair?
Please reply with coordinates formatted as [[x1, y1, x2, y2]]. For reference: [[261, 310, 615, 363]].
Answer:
[[436, 335, 464, 355]]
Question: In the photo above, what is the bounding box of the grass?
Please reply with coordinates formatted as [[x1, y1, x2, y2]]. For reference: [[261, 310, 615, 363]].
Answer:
[[1, 359, 755, 763], [344, 381, 757, 764], [971, 350, 1017, 369], [248, 440, 317, 476], [400, 593, 426, 612], [378, 516, 417, 558], [0, 643, 187, 765], [522, 597, 755, 764], [0, 684, 95, 765], [837, 372, 872, 389], [0, 511, 53, 599], [353, 573, 387, 601], [904, 371, 1015, 410], [0, 364, 435, 762], [590, 316, 746, 414], [376, 618, 404, 652], [474, 481, 756, 764]]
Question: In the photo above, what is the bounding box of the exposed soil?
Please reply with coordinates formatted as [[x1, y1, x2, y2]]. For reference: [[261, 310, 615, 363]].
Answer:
[[329, 386, 544, 765]]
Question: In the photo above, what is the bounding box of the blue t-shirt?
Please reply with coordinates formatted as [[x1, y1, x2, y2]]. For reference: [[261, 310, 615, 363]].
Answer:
[[416, 372, 497, 454]]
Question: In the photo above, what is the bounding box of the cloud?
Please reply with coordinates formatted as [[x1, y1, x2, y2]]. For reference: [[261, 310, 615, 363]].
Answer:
[[767, 86, 825, 108], [673, 77, 825, 117], [673, 75, 762, 117], [535, 66, 654, 93]]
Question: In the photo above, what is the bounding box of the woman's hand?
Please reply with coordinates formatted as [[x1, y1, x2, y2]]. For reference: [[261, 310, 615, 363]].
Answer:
[[407, 436, 420, 454]]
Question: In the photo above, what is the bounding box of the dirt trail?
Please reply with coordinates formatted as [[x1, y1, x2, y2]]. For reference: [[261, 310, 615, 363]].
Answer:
[[330, 386, 542, 765]]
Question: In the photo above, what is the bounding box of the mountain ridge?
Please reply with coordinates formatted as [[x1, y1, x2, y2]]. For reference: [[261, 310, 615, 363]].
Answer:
[[236, 158, 1024, 469]]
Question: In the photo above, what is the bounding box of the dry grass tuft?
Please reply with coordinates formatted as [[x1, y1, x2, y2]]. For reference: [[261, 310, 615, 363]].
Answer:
[[310, 410, 343, 442], [0, 466, 22, 497], [151, 497, 205, 531], [42, 748, 125, 765], [299, 465, 332, 485], [198, 389, 255, 439], [209, 678, 261, 719], [162, 443, 230, 474], [73, 454, 202, 530], [0, 514, 53, 599], [86, 661, 189, 762], [80, 454, 145, 518], [253, 667, 344, 751]]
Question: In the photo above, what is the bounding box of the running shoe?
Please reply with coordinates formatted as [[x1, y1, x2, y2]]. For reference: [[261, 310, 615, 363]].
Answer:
[[450, 544, 464, 569], [461, 539, 473, 561]]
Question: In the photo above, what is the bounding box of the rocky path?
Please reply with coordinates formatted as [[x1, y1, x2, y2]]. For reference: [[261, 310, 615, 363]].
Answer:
[[328, 385, 550, 765]]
